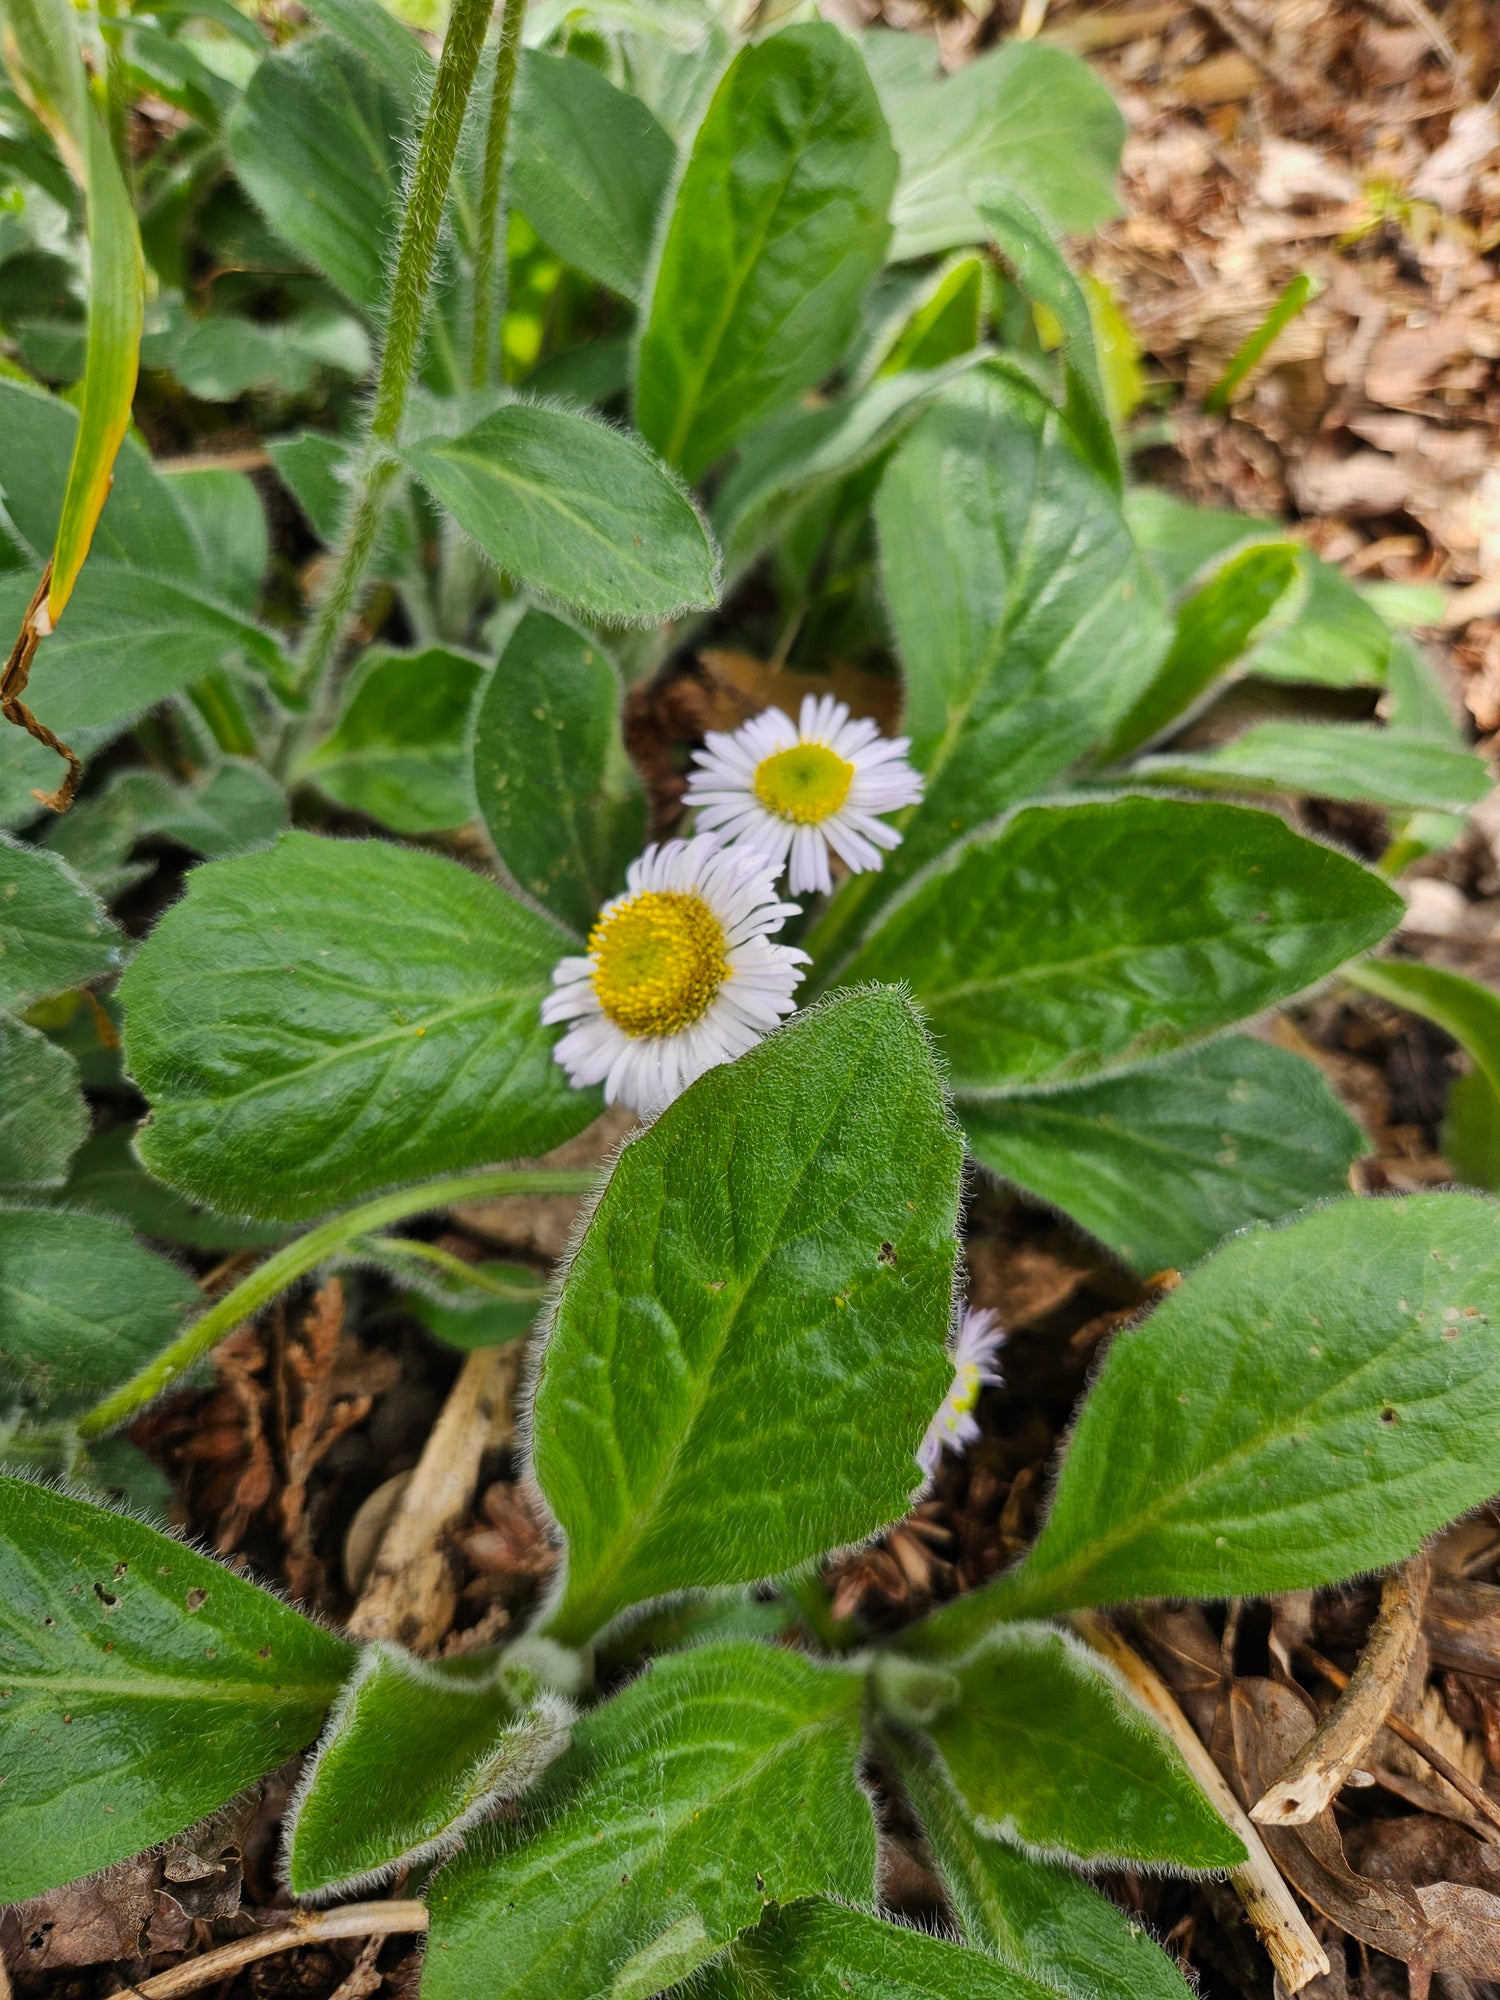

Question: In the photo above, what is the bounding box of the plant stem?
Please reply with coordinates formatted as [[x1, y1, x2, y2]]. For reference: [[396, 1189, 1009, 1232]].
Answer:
[[471, 0, 526, 389], [79, 1166, 598, 1439], [296, 0, 496, 695]]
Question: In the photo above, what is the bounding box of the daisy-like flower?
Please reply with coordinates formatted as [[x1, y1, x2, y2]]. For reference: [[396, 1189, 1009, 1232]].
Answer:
[[684, 693, 925, 897], [540, 835, 807, 1118], [918, 1308, 1005, 1475]]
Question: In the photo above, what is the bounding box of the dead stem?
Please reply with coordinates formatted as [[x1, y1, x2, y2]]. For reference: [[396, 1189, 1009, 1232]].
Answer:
[[126, 1902, 429, 1999]]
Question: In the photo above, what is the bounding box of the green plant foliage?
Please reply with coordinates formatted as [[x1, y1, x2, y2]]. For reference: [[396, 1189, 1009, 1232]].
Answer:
[[923, 1623, 1243, 1866], [171, 305, 371, 402], [893, 1736, 1197, 2000], [403, 1259, 548, 1349], [470, 607, 643, 935], [1136, 722, 1493, 814], [286, 1644, 570, 1893], [510, 51, 675, 302], [698, 1896, 1062, 2000], [634, 24, 897, 481], [964, 1035, 1366, 1274], [300, 645, 486, 834], [40, 764, 287, 898], [0, 1203, 200, 1415], [423, 1642, 875, 2000], [533, 991, 961, 1646], [1247, 546, 1393, 688], [1446, 1073, 1500, 1194], [0, 1477, 352, 1900], [1347, 958, 1500, 1098], [402, 404, 719, 623], [164, 465, 269, 613], [0, 834, 121, 1010], [871, 34, 1124, 258], [1124, 488, 1274, 598], [865, 367, 1168, 899], [119, 831, 596, 1220], [832, 797, 1402, 1095], [56, 1126, 286, 1250], [0, 1016, 86, 1187], [911, 1193, 1500, 1651]]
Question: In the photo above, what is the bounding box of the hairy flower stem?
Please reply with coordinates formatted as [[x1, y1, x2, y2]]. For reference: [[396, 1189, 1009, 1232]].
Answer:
[[296, 0, 496, 695], [470, 0, 526, 388], [78, 1166, 598, 1438]]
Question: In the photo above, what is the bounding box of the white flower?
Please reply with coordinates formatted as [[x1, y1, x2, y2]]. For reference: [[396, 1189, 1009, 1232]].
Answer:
[[684, 693, 925, 896], [919, 1308, 1005, 1474], [540, 835, 807, 1118]]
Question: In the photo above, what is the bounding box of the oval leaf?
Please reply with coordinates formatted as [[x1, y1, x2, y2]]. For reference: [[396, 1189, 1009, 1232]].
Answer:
[[0, 835, 122, 1012], [119, 830, 596, 1220], [0, 1017, 87, 1189], [402, 404, 718, 624], [533, 989, 962, 1647]]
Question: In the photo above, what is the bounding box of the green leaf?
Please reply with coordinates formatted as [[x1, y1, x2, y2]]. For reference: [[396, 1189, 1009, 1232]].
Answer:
[[39, 763, 287, 898], [0, 834, 121, 1011], [404, 1260, 548, 1350], [423, 1641, 875, 2000], [56, 1125, 286, 1251], [286, 1645, 570, 1894], [1103, 542, 1301, 760], [909, 1192, 1500, 1646], [697, 1896, 1062, 2000], [1124, 488, 1273, 600], [226, 32, 407, 314], [974, 183, 1117, 490], [873, 35, 1124, 260], [172, 305, 371, 402], [874, 254, 985, 379], [266, 428, 354, 544], [1247, 547, 1392, 689], [1445, 1072, 1500, 1194], [402, 403, 718, 624], [0, 1476, 352, 1901], [119, 830, 596, 1222], [163, 463, 269, 613], [829, 798, 1402, 1096], [0, 378, 201, 582], [301, 645, 485, 834], [533, 989, 961, 1647], [0, 1015, 86, 1189], [963, 1035, 1366, 1274], [1348, 959, 1500, 1100], [0, 565, 295, 727], [511, 51, 675, 302], [634, 23, 897, 482], [1135, 723, 1492, 815], [0, 1203, 200, 1417], [471, 608, 643, 935], [859, 367, 1168, 905], [924, 1624, 1242, 1867], [1385, 634, 1467, 747], [893, 1734, 1197, 2000]]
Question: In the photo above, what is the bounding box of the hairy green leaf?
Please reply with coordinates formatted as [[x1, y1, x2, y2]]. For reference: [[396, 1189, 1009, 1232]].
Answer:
[[1135, 723, 1492, 815], [424, 1642, 875, 2000], [634, 24, 897, 481], [698, 1896, 1062, 2000], [287, 1645, 570, 1894], [925, 1624, 1242, 1867], [403, 404, 718, 623], [873, 34, 1123, 259], [534, 990, 961, 1647], [471, 608, 642, 935], [892, 1734, 1197, 2000], [164, 464, 269, 613], [0, 835, 121, 1011], [831, 798, 1402, 1095], [1248, 548, 1392, 688], [1347, 959, 1500, 1099], [0, 1017, 86, 1189], [963, 1036, 1366, 1274], [511, 51, 675, 302], [120, 830, 595, 1221], [301, 645, 485, 834], [1446, 1073, 1500, 1194], [0, 1477, 352, 1900], [909, 1192, 1500, 1646], [404, 1260, 548, 1350], [57, 1126, 286, 1251], [0, 1204, 199, 1417], [1124, 489, 1272, 600]]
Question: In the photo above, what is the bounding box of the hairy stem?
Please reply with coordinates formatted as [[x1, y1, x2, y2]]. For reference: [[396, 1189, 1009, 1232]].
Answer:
[[296, 0, 495, 694], [470, 0, 526, 389], [79, 1166, 598, 1438]]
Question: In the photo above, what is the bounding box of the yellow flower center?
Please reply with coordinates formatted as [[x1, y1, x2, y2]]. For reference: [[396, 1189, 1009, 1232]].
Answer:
[[590, 890, 730, 1039], [753, 742, 854, 826], [938, 1362, 983, 1436]]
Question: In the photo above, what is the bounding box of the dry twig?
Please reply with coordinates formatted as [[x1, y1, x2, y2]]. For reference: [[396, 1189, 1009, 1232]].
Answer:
[[1254, 1553, 1431, 1825], [1071, 1611, 1331, 1991], [127, 1902, 429, 1999]]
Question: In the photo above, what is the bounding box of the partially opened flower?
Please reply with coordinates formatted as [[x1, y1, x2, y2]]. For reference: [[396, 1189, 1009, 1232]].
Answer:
[[919, 1307, 1005, 1475], [684, 693, 925, 896], [540, 835, 807, 1118]]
